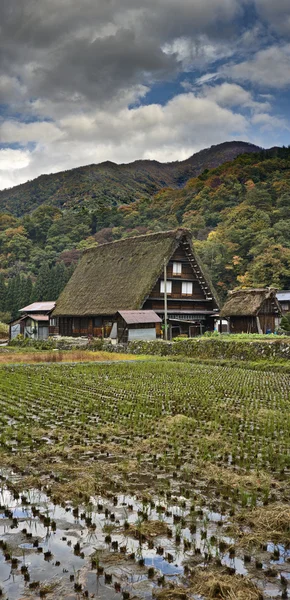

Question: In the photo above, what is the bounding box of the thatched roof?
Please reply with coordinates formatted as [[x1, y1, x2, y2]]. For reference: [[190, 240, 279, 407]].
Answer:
[[220, 288, 281, 317], [53, 229, 218, 317]]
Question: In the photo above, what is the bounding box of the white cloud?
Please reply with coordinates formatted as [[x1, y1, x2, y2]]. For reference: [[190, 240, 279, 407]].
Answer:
[[0, 91, 249, 189], [199, 82, 271, 112], [0, 0, 289, 193], [163, 35, 234, 70], [0, 149, 30, 172], [251, 112, 289, 131], [0, 121, 63, 144], [223, 44, 290, 88]]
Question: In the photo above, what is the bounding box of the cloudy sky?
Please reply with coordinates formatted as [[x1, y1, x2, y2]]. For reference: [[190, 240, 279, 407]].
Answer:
[[0, 0, 290, 190]]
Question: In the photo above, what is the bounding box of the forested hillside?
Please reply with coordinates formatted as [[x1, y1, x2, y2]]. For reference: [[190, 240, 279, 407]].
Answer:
[[0, 141, 258, 216], [1, 143, 290, 321]]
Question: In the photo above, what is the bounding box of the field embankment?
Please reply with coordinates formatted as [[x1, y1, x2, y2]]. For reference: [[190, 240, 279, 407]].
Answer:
[[0, 348, 139, 364], [128, 335, 290, 361]]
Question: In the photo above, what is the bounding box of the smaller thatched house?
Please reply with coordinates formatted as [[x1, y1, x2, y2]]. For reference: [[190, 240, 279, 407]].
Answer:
[[220, 289, 281, 334]]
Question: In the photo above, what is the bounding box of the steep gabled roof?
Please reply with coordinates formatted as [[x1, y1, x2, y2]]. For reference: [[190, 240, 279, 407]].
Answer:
[[53, 229, 218, 317], [220, 288, 281, 317]]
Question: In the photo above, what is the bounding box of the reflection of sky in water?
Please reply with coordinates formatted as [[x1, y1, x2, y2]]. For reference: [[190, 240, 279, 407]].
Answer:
[[144, 554, 183, 576], [268, 542, 290, 564], [0, 472, 287, 600]]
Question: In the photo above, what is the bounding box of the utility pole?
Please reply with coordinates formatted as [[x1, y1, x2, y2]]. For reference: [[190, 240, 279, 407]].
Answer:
[[164, 258, 168, 341]]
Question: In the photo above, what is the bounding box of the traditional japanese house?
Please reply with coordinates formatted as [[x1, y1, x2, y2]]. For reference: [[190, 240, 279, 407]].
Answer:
[[220, 288, 281, 334], [10, 302, 56, 340], [52, 229, 219, 338]]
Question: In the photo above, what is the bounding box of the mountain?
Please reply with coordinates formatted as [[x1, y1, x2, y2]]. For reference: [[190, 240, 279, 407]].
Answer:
[[0, 141, 260, 217], [1, 141, 290, 322]]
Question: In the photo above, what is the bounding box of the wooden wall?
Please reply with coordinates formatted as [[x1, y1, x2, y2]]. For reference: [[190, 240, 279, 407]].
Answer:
[[229, 316, 258, 334], [143, 245, 214, 314], [58, 316, 112, 337]]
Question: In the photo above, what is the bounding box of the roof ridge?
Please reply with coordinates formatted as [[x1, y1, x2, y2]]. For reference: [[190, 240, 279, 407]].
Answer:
[[84, 228, 191, 254]]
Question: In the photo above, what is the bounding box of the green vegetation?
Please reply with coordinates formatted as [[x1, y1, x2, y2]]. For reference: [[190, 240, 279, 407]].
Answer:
[[280, 313, 290, 332], [0, 141, 258, 216], [0, 144, 290, 318], [0, 320, 8, 339], [127, 336, 290, 361], [0, 359, 289, 599], [0, 263, 74, 321], [1, 359, 289, 501]]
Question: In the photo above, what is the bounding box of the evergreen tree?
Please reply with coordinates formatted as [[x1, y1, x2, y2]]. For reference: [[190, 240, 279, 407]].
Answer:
[[33, 263, 51, 301], [0, 274, 6, 312], [24, 276, 33, 306], [5, 279, 17, 319]]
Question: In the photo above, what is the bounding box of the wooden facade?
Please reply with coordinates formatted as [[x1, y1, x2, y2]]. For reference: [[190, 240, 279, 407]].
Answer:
[[52, 229, 219, 339], [57, 316, 112, 338], [221, 289, 281, 334], [143, 244, 217, 337]]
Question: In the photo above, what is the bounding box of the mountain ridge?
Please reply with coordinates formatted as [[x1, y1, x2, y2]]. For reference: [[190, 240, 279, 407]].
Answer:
[[0, 141, 260, 217]]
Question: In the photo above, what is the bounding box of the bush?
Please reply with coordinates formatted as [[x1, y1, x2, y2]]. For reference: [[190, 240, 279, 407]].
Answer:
[[280, 314, 290, 333], [0, 311, 11, 324], [9, 335, 56, 350], [89, 337, 104, 351], [127, 337, 290, 361]]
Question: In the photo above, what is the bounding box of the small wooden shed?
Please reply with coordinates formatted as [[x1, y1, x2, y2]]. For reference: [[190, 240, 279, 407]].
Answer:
[[220, 288, 281, 334], [112, 310, 162, 343], [10, 302, 56, 340]]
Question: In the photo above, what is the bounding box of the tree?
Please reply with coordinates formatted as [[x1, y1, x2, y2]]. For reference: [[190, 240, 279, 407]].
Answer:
[[0, 273, 6, 312], [280, 314, 290, 332], [32, 263, 52, 301]]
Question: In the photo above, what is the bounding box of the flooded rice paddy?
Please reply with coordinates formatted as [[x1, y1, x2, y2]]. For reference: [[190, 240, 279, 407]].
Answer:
[[0, 360, 289, 599]]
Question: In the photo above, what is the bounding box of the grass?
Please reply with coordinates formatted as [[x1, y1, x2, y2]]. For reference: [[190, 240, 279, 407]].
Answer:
[[190, 568, 264, 600], [0, 348, 142, 364], [0, 358, 289, 599], [175, 333, 289, 341], [1, 359, 289, 503]]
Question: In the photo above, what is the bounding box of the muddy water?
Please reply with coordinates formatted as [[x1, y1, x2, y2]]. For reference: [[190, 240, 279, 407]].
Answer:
[[0, 472, 289, 599]]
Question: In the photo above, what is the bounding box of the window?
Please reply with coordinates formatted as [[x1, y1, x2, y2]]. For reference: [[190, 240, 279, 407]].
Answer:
[[182, 282, 193, 296], [160, 280, 172, 294], [50, 318, 57, 327], [172, 262, 182, 275]]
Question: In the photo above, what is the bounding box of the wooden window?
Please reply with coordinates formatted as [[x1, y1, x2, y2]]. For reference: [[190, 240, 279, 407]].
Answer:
[[160, 281, 172, 294], [172, 262, 182, 275], [50, 318, 56, 326], [182, 282, 193, 296]]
